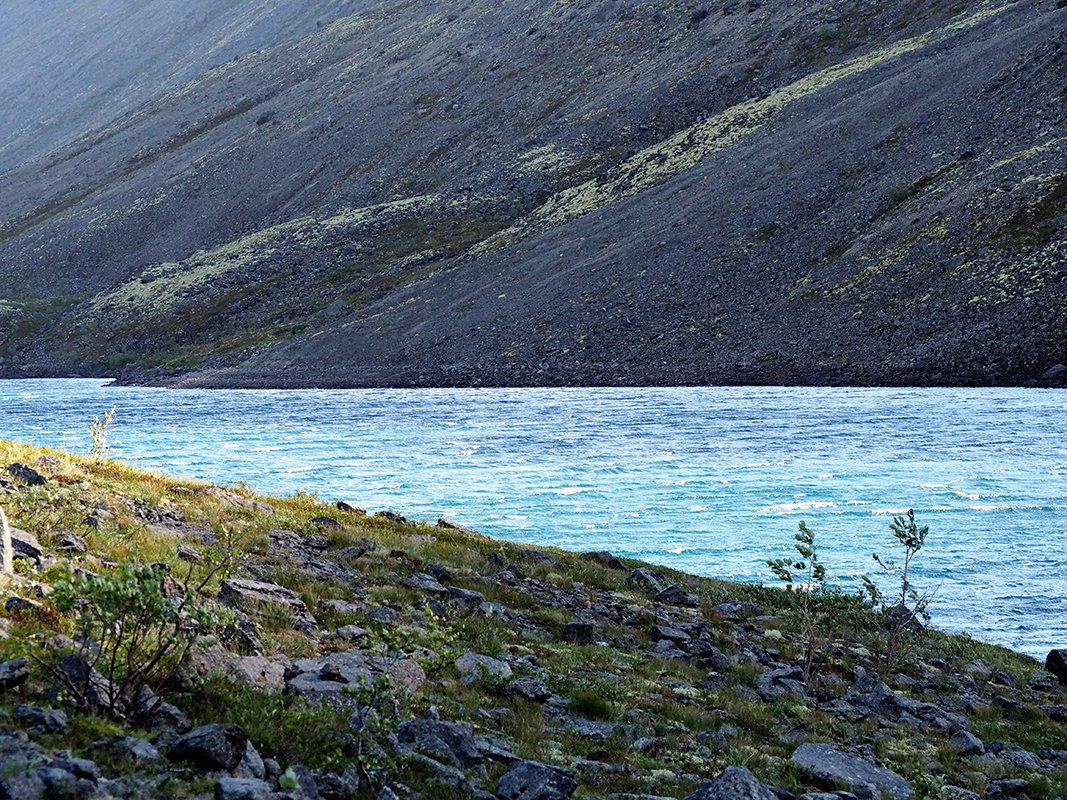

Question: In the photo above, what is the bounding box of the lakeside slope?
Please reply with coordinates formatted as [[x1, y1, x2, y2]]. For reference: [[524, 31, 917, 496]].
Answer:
[[0, 440, 1065, 799]]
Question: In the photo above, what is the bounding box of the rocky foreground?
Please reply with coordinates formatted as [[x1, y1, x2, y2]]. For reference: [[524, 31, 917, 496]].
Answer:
[[0, 440, 1064, 800]]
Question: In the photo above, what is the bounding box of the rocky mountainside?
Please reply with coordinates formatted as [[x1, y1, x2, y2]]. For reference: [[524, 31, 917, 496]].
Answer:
[[1, 439, 1066, 800], [0, 0, 1065, 386]]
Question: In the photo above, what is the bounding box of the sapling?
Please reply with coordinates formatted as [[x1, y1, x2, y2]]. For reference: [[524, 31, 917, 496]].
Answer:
[[768, 520, 828, 683], [862, 509, 932, 671]]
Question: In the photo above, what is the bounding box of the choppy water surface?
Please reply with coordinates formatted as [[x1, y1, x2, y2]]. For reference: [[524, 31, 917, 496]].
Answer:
[[1, 379, 1063, 657]]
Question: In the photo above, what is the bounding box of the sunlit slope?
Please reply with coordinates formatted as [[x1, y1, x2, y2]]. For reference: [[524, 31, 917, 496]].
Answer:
[[0, 0, 1064, 385]]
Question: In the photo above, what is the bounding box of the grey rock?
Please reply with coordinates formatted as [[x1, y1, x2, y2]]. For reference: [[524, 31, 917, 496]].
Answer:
[[169, 723, 249, 771], [396, 717, 482, 767], [10, 528, 44, 561], [177, 543, 206, 562], [521, 548, 560, 567], [988, 778, 1029, 797], [335, 624, 369, 642], [5, 595, 42, 614], [948, 730, 984, 755], [311, 515, 342, 530], [6, 463, 47, 486], [220, 579, 318, 632], [215, 777, 273, 800], [581, 551, 627, 570], [0, 657, 30, 690], [55, 532, 87, 553], [189, 644, 288, 695], [336, 501, 367, 515], [756, 666, 807, 701], [497, 760, 577, 800], [683, 766, 779, 800], [1046, 649, 1067, 685], [562, 621, 595, 644], [650, 624, 689, 643], [791, 743, 913, 800], [455, 651, 512, 685], [437, 517, 484, 537], [505, 676, 553, 702], [448, 586, 487, 604], [114, 736, 160, 761], [566, 718, 648, 743], [401, 572, 449, 593], [285, 649, 425, 704], [14, 704, 69, 735], [629, 568, 671, 594], [655, 584, 699, 606], [232, 741, 266, 779]]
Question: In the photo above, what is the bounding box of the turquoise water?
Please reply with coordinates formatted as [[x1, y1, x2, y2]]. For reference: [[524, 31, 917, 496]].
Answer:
[[1, 378, 1064, 657]]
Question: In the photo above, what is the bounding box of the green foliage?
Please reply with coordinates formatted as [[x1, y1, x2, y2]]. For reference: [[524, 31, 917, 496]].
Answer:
[[343, 674, 402, 790], [46, 562, 217, 722], [768, 521, 828, 682], [185, 675, 352, 769], [862, 509, 931, 670], [416, 605, 461, 679], [88, 407, 117, 461]]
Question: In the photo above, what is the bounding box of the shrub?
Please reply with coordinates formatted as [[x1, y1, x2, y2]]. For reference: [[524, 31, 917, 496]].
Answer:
[[768, 521, 828, 682], [43, 560, 224, 723], [88, 407, 117, 461], [862, 509, 932, 670]]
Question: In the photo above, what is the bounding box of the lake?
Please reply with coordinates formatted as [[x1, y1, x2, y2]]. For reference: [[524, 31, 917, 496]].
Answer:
[[1, 378, 1063, 658]]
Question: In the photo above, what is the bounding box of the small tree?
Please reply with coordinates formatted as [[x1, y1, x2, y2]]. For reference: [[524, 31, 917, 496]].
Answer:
[[88, 407, 117, 461], [862, 509, 932, 671], [43, 544, 238, 723], [768, 521, 828, 683]]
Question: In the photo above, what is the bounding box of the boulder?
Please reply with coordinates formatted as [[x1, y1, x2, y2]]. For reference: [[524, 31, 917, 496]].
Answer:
[[215, 777, 272, 800], [562, 621, 595, 644], [285, 649, 425, 705], [55, 532, 87, 553], [581, 551, 628, 570], [312, 516, 342, 530], [188, 645, 288, 695], [6, 463, 48, 486], [336, 501, 366, 515], [948, 730, 984, 756], [655, 584, 699, 606], [10, 528, 44, 561], [170, 724, 249, 771], [791, 743, 913, 800], [629, 568, 671, 594], [650, 624, 690, 644], [505, 677, 553, 702], [455, 652, 511, 685], [1046, 649, 1067, 685], [437, 517, 485, 537], [683, 766, 779, 800], [0, 656, 30, 690], [14, 704, 69, 734], [448, 586, 487, 604], [219, 579, 317, 632], [401, 573, 449, 593], [396, 717, 482, 767], [496, 760, 577, 800], [756, 666, 807, 701]]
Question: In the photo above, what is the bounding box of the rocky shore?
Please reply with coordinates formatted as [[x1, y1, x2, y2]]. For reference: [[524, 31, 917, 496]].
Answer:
[[0, 441, 1064, 800]]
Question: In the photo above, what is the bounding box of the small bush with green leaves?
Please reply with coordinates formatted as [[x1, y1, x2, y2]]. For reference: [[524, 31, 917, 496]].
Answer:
[[45, 562, 218, 723], [862, 509, 931, 670], [767, 521, 828, 682]]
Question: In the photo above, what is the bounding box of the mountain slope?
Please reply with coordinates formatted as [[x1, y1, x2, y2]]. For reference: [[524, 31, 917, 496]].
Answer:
[[0, 0, 1065, 386]]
